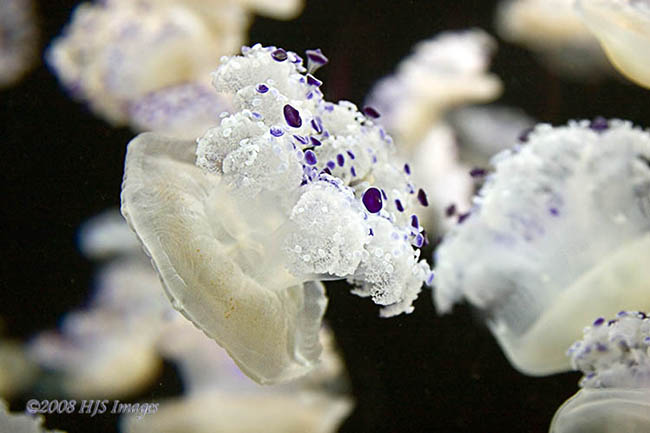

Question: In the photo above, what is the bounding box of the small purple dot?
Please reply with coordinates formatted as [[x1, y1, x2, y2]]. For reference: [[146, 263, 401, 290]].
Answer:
[[590, 116, 609, 132], [470, 167, 487, 178], [271, 48, 288, 62], [362, 106, 381, 119], [346, 150, 356, 160], [395, 199, 404, 212], [417, 189, 429, 207], [306, 74, 322, 87], [457, 212, 470, 224], [369, 228, 374, 236], [284, 104, 302, 128], [326, 160, 336, 170], [362, 187, 383, 213], [414, 233, 424, 248], [256, 84, 269, 93], [304, 149, 317, 165], [410, 215, 419, 229], [550, 207, 559, 216], [445, 204, 456, 217], [270, 127, 284, 137], [350, 166, 356, 177], [336, 153, 345, 167], [404, 164, 411, 175], [593, 317, 605, 326], [310, 137, 322, 146]]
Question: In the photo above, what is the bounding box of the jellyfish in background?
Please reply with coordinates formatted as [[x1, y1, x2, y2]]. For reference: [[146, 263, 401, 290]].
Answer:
[[47, 0, 304, 138], [0, 0, 38, 88], [550, 311, 650, 432], [122, 44, 433, 384], [0, 400, 64, 433], [433, 119, 650, 375], [575, 0, 650, 89], [366, 29, 507, 233], [495, 0, 613, 78]]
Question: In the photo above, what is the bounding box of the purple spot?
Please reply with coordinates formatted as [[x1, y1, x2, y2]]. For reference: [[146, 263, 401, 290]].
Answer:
[[362, 187, 383, 213], [414, 233, 424, 248], [617, 311, 628, 317], [270, 127, 284, 137], [404, 164, 411, 175], [518, 127, 534, 143], [346, 150, 356, 159], [608, 319, 618, 326], [369, 228, 374, 236], [336, 153, 345, 167], [304, 150, 317, 165], [596, 343, 608, 352], [593, 317, 605, 326], [381, 189, 387, 200], [426, 272, 435, 285], [406, 183, 415, 194], [590, 116, 609, 132], [306, 74, 322, 87], [470, 167, 487, 178], [324, 104, 334, 112], [310, 137, 322, 146], [445, 204, 456, 217], [311, 117, 323, 133], [322, 167, 332, 175], [410, 215, 419, 229], [256, 84, 269, 93], [326, 160, 336, 170], [362, 106, 381, 119], [550, 207, 559, 216], [417, 189, 429, 207], [395, 199, 404, 212], [457, 212, 470, 224], [283, 104, 302, 128], [293, 134, 308, 145], [271, 48, 288, 62], [305, 48, 328, 72], [351, 166, 356, 177]]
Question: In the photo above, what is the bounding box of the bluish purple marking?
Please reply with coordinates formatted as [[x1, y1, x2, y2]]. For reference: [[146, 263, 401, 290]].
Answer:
[[322, 167, 332, 175], [304, 149, 317, 165], [310, 137, 322, 146], [270, 127, 284, 137], [590, 116, 609, 132], [306, 74, 322, 87], [470, 167, 487, 178], [426, 272, 435, 285], [518, 127, 534, 143], [369, 228, 374, 236], [327, 160, 336, 170], [293, 134, 308, 145], [362, 187, 383, 213], [256, 84, 269, 93], [457, 212, 470, 224], [445, 204, 456, 217], [414, 233, 424, 248], [410, 215, 419, 229], [417, 189, 429, 207], [283, 104, 302, 128], [346, 150, 355, 159], [362, 106, 381, 119], [395, 199, 404, 212], [351, 166, 356, 177], [550, 207, 559, 216], [271, 48, 288, 62], [593, 317, 605, 326], [305, 48, 328, 73], [336, 153, 345, 167], [404, 163, 411, 175], [311, 118, 323, 133], [381, 189, 387, 200]]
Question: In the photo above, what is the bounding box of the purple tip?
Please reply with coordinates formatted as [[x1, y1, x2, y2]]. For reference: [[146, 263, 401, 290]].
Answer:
[[445, 204, 456, 217], [310, 137, 322, 147], [417, 189, 429, 207], [518, 127, 534, 143], [346, 150, 355, 160], [311, 117, 323, 134], [270, 127, 284, 137], [404, 163, 411, 175], [549, 207, 559, 216], [395, 199, 404, 212], [256, 84, 269, 93], [293, 134, 308, 145], [283, 104, 302, 128], [304, 149, 317, 165], [362, 187, 383, 213], [590, 116, 609, 132], [336, 153, 345, 167], [470, 167, 487, 178], [305, 48, 328, 72], [414, 233, 424, 248], [326, 160, 336, 170], [410, 214, 419, 229], [306, 74, 322, 87], [362, 106, 381, 119], [271, 48, 288, 62], [350, 166, 356, 177], [457, 212, 470, 224], [593, 317, 605, 326]]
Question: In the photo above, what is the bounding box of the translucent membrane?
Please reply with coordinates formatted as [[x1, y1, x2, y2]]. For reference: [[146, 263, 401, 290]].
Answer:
[[576, 0, 650, 88]]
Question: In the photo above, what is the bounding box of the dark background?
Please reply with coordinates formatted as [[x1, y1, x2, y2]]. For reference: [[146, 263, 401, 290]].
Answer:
[[2, 0, 649, 432]]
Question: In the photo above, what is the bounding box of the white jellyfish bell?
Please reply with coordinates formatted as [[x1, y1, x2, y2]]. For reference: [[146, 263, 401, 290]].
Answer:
[[433, 119, 650, 375], [550, 311, 650, 432], [121, 44, 433, 384], [575, 0, 650, 89]]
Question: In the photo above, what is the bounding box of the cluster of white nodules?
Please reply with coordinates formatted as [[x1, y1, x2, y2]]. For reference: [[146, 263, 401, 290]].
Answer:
[[434, 119, 650, 318], [196, 44, 433, 316], [568, 311, 650, 389]]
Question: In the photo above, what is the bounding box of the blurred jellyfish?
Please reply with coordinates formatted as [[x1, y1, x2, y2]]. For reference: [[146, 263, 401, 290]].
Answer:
[[550, 311, 650, 432], [575, 0, 650, 89], [495, 0, 613, 78], [77, 208, 142, 258], [433, 119, 650, 375], [121, 318, 352, 433], [0, 400, 64, 433], [0, 0, 38, 88], [367, 29, 502, 150], [366, 30, 506, 232], [28, 257, 171, 398], [47, 0, 233, 134], [122, 44, 433, 384]]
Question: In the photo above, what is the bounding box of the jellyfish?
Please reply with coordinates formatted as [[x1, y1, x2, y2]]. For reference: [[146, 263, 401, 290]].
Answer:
[[550, 311, 650, 432], [366, 29, 502, 150], [121, 44, 433, 384], [433, 119, 650, 375], [495, 0, 612, 78], [575, 0, 650, 89], [0, 0, 38, 88], [47, 0, 233, 129], [0, 400, 64, 433]]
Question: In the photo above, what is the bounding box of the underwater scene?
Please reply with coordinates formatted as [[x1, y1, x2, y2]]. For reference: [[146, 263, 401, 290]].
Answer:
[[2, 0, 650, 432]]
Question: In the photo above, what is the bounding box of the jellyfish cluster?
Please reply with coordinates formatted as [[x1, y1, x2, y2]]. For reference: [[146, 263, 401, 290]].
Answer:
[[3, 0, 650, 432]]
